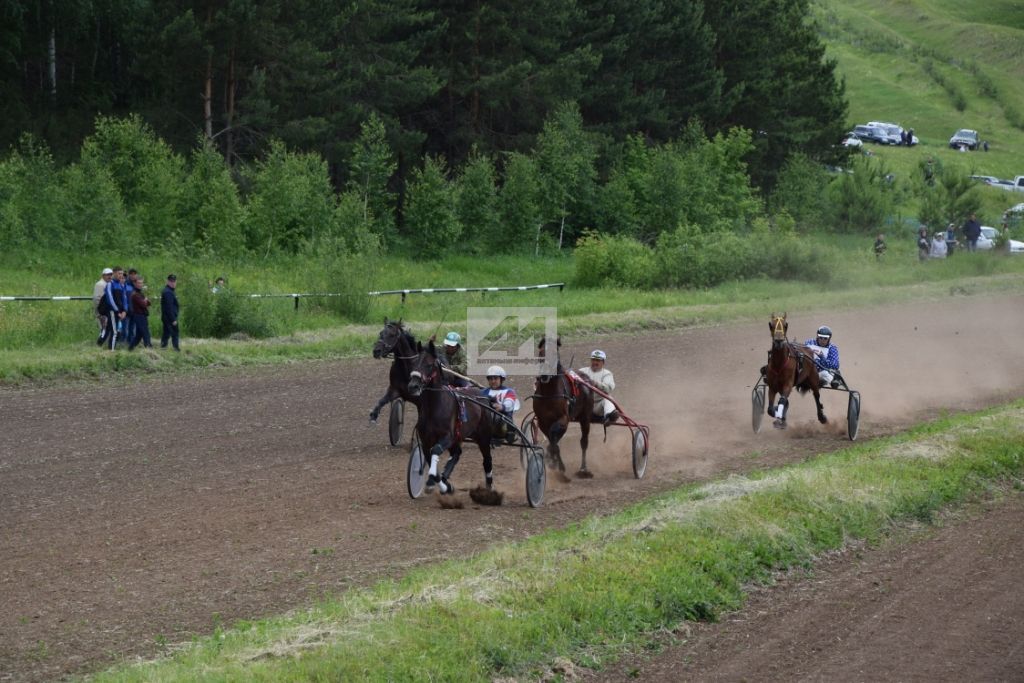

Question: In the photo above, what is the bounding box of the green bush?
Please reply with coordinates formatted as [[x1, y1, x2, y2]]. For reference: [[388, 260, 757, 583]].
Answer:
[[572, 231, 655, 288], [316, 256, 377, 323], [174, 273, 276, 339]]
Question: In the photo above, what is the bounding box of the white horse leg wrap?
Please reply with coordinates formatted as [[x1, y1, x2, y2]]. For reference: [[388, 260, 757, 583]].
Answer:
[[429, 454, 439, 477], [775, 404, 785, 419]]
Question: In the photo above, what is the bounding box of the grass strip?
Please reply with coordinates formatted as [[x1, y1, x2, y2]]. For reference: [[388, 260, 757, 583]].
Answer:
[[7, 272, 1024, 387], [92, 402, 1024, 682]]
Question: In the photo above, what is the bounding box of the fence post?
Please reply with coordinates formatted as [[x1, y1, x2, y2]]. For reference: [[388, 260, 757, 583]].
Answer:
[[294, 294, 300, 311]]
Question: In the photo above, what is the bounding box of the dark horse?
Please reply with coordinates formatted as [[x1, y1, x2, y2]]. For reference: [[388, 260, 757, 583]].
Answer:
[[407, 340, 496, 494], [765, 313, 827, 429], [531, 336, 595, 478], [369, 318, 419, 422]]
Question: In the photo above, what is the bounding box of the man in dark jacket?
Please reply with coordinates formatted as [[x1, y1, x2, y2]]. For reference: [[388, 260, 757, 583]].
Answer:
[[104, 267, 128, 350], [160, 274, 180, 351], [962, 213, 982, 252]]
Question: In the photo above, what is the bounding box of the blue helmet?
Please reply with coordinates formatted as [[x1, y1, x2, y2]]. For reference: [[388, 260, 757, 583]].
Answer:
[[443, 331, 461, 347]]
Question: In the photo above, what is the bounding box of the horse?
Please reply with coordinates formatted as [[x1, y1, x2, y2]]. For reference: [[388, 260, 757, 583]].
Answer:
[[764, 313, 827, 429], [407, 340, 496, 494], [531, 336, 595, 478], [369, 318, 419, 423]]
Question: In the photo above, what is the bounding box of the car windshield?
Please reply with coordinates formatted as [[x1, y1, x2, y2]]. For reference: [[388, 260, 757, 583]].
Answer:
[[980, 227, 997, 239], [955, 129, 977, 139]]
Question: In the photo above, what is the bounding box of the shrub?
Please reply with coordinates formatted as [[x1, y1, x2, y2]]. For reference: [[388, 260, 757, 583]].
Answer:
[[316, 256, 377, 323], [573, 231, 655, 288], [403, 155, 460, 258], [174, 273, 275, 339]]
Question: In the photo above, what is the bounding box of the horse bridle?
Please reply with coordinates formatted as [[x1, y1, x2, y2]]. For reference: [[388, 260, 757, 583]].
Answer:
[[377, 322, 417, 361]]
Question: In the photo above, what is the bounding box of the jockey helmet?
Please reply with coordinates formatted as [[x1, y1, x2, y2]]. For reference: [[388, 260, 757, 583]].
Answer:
[[444, 331, 461, 347], [486, 365, 507, 379], [816, 325, 832, 345], [590, 350, 607, 361]]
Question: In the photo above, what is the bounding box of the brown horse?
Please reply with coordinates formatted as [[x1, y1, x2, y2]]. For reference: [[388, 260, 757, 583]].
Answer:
[[765, 313, 827, 429], [531, 336, 595, 477], [407, 340, 496, 493]]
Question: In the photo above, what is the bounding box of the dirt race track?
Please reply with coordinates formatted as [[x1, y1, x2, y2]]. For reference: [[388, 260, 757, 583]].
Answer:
[[3, 296, 1024, 681]]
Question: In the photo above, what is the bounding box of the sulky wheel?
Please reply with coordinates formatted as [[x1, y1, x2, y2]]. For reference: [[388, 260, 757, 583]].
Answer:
[[751, 384, 766, 433], [388, 398, 405, 446], [519, 413, 540, 469], [525, 446, 546, 508], [847, 391, 861, 442], [407, 432, 427, 499], [631, 428, 649, 479]]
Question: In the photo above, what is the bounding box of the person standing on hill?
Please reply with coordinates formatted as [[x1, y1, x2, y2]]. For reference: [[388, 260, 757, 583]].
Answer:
[[962, 213, 982, 252], [160, 274, 180, 351], [873, 234, 887, 259]]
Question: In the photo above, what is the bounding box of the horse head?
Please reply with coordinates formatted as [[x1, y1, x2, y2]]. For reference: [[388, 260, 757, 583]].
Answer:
[[769, 312, 789, 348], [536, 335, 563, 382], [373, 317, 405, 359], [408, 339, 441, 397]]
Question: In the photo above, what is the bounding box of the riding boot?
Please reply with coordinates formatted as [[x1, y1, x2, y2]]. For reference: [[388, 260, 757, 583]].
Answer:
[[604, 410, 619, 426]]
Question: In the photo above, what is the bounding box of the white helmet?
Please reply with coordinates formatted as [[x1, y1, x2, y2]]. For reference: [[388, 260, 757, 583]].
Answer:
[[590, 350, 606, 361], [486, 365, 507, 379]]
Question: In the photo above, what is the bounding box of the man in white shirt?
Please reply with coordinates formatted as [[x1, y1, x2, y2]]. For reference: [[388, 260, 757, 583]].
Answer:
[[577, 350, 618, 424]]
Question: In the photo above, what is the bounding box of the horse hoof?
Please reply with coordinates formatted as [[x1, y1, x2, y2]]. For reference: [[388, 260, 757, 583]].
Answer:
[[576, 469, 594, 479], [772, 419, 786, 430], [818, 416, 828, 424], [438, 477, 455, 495]]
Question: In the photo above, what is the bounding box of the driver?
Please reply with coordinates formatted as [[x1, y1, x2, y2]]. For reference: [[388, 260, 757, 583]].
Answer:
[[804, 325, 841, 388], [433, 331, 469, 387], [577, 350, 618, 424], [481, 366, 520, 444]]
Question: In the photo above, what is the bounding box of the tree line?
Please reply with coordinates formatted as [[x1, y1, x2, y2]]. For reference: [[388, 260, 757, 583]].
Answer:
[[2, 0, 847, 195]]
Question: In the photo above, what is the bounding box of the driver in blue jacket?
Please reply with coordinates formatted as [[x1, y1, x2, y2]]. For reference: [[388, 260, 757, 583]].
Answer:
[[804, 325, 840, 388]]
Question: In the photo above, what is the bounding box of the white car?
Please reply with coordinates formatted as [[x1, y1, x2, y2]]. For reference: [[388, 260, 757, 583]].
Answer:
[[977, 226, 998, 250], [1008, 239, 1024, 254], [842, 133, 863, 148]]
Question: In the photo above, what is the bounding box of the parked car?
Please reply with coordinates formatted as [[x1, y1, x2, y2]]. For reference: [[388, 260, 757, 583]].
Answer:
[[852, 124, 887, 145], [990, 179, 1018, 191], [977, 226, 998, 250], [969, 175, 1000, 185], [949, 129, 980, 150], [842, 132, 863, 148], [1008, 239, 1024, 254], [868, 121, 917, 145]]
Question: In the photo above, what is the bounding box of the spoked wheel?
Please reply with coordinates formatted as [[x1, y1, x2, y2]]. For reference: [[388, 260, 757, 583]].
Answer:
[[407, 432, 427, 499], [519, 413, 541, 469], [751, 384, 766, 433], [525, 446, 546, 508], [631, 428, 649, 479], [847, 391, 861, 441], [388, 398, 405, 446]]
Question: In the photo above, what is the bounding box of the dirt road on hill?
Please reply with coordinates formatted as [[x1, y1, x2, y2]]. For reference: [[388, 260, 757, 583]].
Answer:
[[2, 295, 1023, 681]]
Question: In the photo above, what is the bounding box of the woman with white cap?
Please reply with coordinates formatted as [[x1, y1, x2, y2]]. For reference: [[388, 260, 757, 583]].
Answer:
[[577, 350, 618, 424]]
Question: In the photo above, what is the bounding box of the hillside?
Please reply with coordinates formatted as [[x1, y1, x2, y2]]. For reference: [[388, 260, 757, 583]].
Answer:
[[815, 0, 1024, 222]]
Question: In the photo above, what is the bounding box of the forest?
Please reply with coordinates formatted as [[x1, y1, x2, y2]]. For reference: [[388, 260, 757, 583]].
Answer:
[[0, 0, 851, 260]]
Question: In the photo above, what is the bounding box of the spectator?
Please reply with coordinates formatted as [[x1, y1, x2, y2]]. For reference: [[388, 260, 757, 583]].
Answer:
[[962, 213, 982, 252], [104, 267, 128, 350], [211, 276, 226, 293], [160, 274, 180, 351], [93, 267, 113, 346], [930, 233, 948, 259], [917, 227, 930, 261], [923, 158, 935, 186], [945, 224, 959, 255], [983, 140, 989, 152], [128, 277, 152, 350], [123, 268, 138, 347], [873, 233, 887, 259], [907, 128, 915, 146]]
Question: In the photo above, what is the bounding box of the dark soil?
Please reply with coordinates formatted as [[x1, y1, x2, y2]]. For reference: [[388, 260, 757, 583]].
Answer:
[[2, 296, 1023, 681]]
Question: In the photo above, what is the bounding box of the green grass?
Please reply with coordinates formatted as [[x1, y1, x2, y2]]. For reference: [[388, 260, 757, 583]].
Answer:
[[3, 241, 1024, 384], [814, 0, 1024, 223], [89, 402, 1024, 682]]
